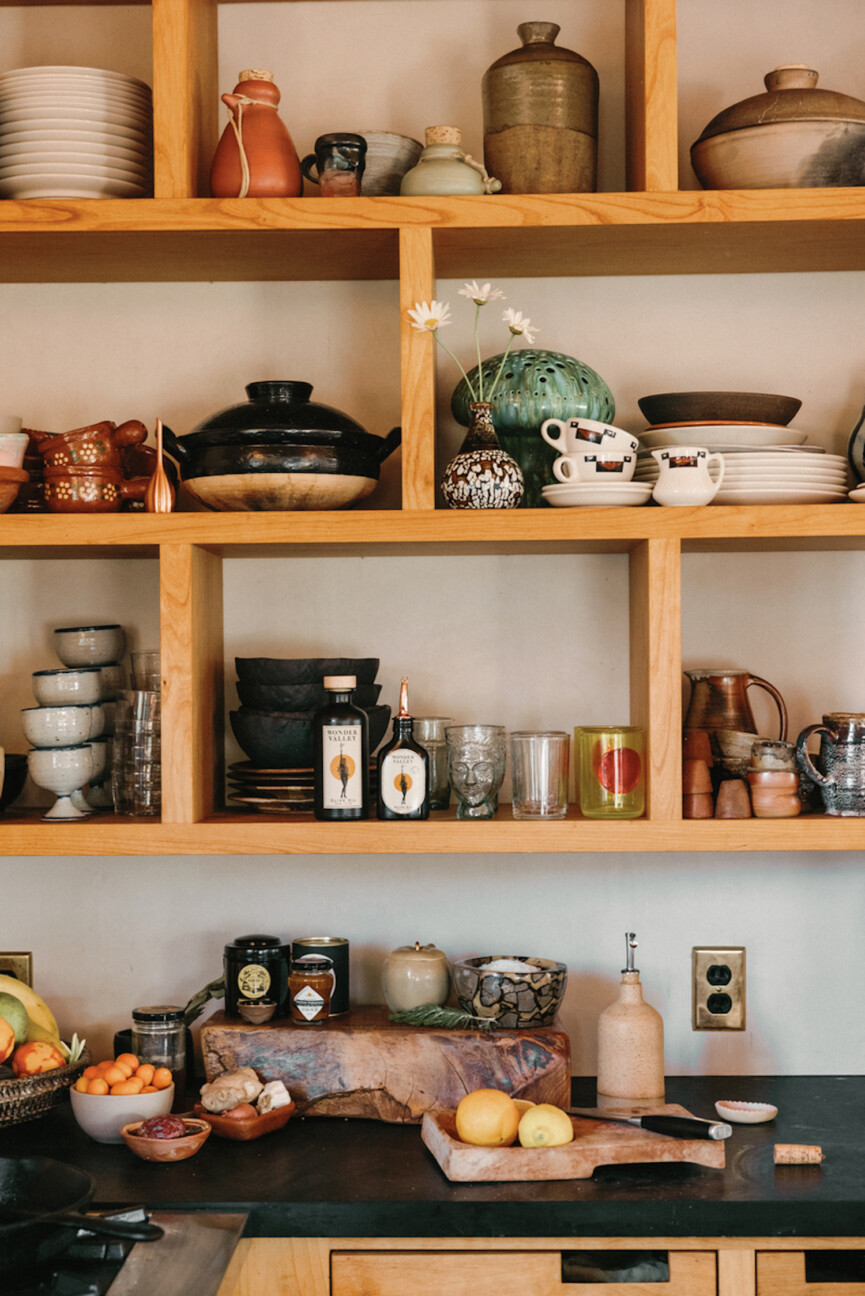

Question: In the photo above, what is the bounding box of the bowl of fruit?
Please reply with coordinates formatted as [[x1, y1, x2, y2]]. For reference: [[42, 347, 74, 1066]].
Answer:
[[70, 1052, 175, 1144], [122, 1114, 211, 1162]]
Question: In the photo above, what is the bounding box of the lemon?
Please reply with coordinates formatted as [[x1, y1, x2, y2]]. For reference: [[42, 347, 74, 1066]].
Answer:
[[517, 1102, 575, 1148], [0, 991, 29, 1046], [455, 1088, 520, 1147]]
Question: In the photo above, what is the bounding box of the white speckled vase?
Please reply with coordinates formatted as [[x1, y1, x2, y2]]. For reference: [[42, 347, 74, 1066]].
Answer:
[[440, 402, 524, 509], [596, 971, 665, 1106]]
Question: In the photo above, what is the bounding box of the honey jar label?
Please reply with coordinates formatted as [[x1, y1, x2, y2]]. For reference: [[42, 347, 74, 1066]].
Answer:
[[293, 984, 326, 1021]]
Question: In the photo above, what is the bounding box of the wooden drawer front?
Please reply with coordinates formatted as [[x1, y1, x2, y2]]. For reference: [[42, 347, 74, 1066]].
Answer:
[[332, 1249, 716, 1296], [758, 1252, 865, 1295]]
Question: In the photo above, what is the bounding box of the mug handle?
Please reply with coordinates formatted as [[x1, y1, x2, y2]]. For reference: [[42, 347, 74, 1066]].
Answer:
[[795, 723, 835, 788], [300, 154, 320, 185], [746, 675, 788, 740], [541, 418, 565, 450], [552, 456, 577, 483]]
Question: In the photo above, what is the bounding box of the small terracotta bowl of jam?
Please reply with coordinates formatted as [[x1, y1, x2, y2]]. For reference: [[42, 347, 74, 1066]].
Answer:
[[121, 1115, 211, 1162]]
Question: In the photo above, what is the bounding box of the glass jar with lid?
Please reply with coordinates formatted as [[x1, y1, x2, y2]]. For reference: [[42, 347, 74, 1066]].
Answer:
[[130, 1003, 186, 1109]]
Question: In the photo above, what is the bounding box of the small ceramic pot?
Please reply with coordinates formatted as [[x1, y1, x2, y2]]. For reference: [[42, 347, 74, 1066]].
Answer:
[[43, 465, 149, 513], [237, 998, 277, 1024], [381, 942, 450, 1012], [54, 624, 125, 667], [32, 667, 103, 707]]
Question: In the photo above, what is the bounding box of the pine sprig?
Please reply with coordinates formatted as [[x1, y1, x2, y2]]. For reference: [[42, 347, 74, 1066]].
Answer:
[[388, 1004, 499, 1032]]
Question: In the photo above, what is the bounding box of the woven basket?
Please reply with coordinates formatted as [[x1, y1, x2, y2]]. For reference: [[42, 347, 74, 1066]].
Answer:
[[0, 1050, 90, 1127]]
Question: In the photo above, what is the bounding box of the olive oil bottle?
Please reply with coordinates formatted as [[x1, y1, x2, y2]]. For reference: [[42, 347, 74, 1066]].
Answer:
[[377, 678, 430, 820], [313, 675, 370, 820]]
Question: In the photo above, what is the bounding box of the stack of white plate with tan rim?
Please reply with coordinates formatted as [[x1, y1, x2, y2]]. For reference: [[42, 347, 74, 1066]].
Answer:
[[0, 65, 152, 199], [635, 446, 851, 504]]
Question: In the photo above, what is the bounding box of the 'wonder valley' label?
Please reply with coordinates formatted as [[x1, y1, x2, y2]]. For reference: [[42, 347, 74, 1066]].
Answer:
[[380, 749, 425, 813], [321, 726, 364, 809]]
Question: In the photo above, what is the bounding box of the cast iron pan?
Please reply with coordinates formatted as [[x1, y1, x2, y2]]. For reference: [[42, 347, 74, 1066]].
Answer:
[[0, 1156, 162, 1275]]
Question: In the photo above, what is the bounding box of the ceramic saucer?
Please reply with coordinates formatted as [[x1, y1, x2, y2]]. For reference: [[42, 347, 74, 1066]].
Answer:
[[714, 1099, 777, 1124], [848, 485, 865, 502], [542, 481, 652, 507], [639, 426, 808, 449], [713, 485, 848, 505]]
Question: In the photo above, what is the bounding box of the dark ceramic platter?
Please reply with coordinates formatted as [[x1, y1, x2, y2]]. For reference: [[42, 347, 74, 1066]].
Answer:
[[637, 391, 802, 427]]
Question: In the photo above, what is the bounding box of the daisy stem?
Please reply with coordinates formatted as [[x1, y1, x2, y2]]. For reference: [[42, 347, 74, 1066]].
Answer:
[[485, 337, 517, 404], [473, 302, 484, 402], [432, 335, 477, 402]]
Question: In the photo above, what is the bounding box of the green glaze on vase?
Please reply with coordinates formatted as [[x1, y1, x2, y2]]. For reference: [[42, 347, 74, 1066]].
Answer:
[[450, 349, 615, 507]]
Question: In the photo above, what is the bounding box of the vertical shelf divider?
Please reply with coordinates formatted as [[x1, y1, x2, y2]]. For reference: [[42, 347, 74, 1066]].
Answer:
[[624, 0, 679, 191], [399, 226, 437, 510], [152, 0, 218, 198], [629, 537, 682, 820], [159, 542, 224, 823]]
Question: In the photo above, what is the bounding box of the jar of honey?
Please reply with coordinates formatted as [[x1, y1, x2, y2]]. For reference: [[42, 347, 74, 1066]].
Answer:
[[289, 954, 335, 1024]]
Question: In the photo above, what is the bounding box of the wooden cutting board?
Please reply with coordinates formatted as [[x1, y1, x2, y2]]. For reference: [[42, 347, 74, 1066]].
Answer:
[[421, 1103, 726, 1181], [201, 1007, 570, 1123]]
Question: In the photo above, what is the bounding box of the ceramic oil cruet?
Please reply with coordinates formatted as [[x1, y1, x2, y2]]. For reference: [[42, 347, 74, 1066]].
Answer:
[[210, 69, 302, 198], [400, 126, 501, 196], [684, 668, 788, 740], [796, 714, 865, 816]]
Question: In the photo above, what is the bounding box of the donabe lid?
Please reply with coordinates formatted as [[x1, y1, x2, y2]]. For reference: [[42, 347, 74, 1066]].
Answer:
[[694, 66, 865, 143]]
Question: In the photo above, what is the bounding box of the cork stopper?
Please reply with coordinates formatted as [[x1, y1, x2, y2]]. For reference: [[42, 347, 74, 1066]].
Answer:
[[239, 69, 274, 83], [425, 125, 461, 146]]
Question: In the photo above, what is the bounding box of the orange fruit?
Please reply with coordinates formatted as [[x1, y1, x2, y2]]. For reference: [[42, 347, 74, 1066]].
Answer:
[[102, 1065, 126, 1087], [74, 1076, 90, 1092], [455, 1088, 520, 1147], [87, 1077, 109, 1095], [10, 1041, 65, 1077], [110, 1077, 144, 1095], [152, 1067, 173, 1090], [83, 1065, 100, 1080], [116, 1052, 139, 1072], [135, 1063, 155, 1085], [141, 1084, 157, 1093]]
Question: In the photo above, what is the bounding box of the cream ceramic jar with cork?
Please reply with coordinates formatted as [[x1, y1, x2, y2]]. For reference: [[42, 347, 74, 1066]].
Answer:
[[596, 932, 665, 1108], [381, 941, 450, 1013]]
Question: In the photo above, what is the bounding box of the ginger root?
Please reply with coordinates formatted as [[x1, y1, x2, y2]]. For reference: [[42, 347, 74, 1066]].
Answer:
[[200, 1067, 263, 1114]]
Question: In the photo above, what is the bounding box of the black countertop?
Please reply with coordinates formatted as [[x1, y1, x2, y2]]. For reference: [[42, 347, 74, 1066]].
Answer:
[[2, 1077, 863, 1239]]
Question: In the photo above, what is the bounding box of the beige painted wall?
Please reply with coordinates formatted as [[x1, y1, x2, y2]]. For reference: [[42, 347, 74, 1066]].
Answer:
[[0, 1, 863, 1075]]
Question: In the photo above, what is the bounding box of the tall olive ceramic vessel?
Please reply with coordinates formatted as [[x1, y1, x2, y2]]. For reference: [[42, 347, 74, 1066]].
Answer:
[[482, 22, 599, 194]]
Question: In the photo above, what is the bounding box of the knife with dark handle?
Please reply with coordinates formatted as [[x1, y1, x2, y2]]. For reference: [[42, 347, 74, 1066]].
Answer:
[[567, 1109, 732, 1140]]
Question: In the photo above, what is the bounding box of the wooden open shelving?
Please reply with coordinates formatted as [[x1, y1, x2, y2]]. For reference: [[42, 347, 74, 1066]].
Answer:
[[1, 0, 864, 856]]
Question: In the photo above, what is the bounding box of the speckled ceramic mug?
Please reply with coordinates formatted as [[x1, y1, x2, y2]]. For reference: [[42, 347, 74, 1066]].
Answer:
[[796, 713, 865, 816]]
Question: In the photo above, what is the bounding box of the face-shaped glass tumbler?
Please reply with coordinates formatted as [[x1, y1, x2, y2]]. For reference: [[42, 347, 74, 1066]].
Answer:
[[445, 724, 506, 819]]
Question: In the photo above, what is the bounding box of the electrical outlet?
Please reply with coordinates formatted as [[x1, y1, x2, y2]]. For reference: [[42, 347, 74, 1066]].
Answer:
[[692, 946, 745, 1030], [0, 952, 33, 986]]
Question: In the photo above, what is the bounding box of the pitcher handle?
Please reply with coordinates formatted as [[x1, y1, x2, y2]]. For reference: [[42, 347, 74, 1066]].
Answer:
[[706, 451, 726, 489], [796, 723, 834, 788], [746, 674, 787, 741]]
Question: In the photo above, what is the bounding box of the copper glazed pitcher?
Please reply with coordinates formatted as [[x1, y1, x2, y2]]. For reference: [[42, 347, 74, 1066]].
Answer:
[[684, 668, 788, 740]]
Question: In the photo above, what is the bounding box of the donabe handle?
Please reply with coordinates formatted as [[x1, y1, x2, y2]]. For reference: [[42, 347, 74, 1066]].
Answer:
[[639, 1114, 730, 1141]]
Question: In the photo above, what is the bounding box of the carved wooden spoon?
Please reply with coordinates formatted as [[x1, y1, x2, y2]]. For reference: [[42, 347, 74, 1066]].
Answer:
[[144, 417, 174, 513]]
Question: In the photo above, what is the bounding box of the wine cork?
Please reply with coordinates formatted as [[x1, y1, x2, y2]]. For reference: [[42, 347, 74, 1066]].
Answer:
[[773, 1143, 824, 1164]]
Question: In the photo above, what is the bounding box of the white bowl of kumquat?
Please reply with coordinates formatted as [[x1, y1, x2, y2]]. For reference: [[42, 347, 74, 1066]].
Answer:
[[70, 1051, 174, 1143]]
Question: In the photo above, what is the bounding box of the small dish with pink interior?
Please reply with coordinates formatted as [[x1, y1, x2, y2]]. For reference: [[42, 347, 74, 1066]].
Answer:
[[714, 1099, 778, 1124]]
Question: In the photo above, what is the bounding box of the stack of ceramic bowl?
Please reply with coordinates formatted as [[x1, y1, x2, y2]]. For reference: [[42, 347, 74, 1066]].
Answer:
[[228, 656, 390, 812], [540, 417, 652, 508], [23, 660, 105, 822], [0, 65, 153, 200]]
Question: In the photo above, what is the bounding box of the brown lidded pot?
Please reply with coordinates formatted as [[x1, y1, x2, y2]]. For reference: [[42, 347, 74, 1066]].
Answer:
[[43, 464, 149, 513], [37, 419, 148, 470]]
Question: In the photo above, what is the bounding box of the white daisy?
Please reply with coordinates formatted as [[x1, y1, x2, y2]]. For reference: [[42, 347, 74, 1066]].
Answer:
[[502, 307, 538, 345], [407, 300, 452, 333], [458, 281, 505, 306]]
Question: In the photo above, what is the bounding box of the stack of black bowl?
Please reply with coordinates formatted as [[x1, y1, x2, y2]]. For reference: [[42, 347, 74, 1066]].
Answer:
[[228, 657, 390, 813]]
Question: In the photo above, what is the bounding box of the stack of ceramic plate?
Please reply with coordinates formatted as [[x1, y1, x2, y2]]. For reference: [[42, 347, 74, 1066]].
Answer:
[[635, 446, 851, 504], [541, 481, 652, 508], [0, 65, 152, 199], [638, 421, 809, 452], [227, 761, 379, 815]]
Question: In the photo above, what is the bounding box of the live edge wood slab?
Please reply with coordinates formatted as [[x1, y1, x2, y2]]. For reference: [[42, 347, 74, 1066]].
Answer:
[[200, 1006, 570, 1123], [421, 1104, 726, 1181]]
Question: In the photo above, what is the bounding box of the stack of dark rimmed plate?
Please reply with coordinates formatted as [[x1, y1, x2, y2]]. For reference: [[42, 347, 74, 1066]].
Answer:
[[228, 657, 390, 814], [0, 65, 153, 199], [634, 389, 850, 504]]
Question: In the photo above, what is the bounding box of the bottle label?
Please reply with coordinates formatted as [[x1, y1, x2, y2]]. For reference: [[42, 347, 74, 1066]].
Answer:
[[293, 984, 325, 1021], [321, 726, 364, 809], [238, 963, 271, 1000], [381, 750, 426, 813]]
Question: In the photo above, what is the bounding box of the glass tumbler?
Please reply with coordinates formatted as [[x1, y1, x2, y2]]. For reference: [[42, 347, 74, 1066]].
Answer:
[[578, 725, 646, 819], [131, 650, 161, 691], [445, 724, 506, 820], [414, 717, 455, 810], [510, 731, 569, 819]]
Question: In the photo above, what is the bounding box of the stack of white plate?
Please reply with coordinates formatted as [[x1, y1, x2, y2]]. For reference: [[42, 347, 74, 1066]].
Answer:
[[635, 447, 851, 504], [541, 481, 653, 508], [0, 65, 152, 199], [639, 421, 809, 451]]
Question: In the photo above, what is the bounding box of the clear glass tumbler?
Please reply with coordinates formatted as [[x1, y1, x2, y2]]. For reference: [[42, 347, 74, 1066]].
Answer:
[[578, 725, 646, 819], [414, 716, 455, 810], [510, 731, 569, 819]]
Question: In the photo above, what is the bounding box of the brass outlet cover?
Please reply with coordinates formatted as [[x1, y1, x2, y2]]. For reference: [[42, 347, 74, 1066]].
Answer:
[[0, 952, 33, 986], [692, 946, 745, 1030]]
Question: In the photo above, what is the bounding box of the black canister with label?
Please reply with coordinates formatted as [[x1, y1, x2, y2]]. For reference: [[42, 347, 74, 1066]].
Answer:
[[223, 933, 290, 1017], [291, 936, 350, 1015]]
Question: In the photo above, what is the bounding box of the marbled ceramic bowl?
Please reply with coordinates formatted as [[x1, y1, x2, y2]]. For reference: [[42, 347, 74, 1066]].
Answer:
[[452, 956, 568, 1029]]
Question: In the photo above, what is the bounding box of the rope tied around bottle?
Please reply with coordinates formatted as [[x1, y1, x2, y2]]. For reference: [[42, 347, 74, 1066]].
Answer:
[[223, 94, 277, 198]]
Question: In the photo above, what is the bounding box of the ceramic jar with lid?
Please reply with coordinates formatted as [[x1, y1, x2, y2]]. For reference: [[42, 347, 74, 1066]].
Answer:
[[691, 65, 865, 189], [400, 126, 501, 196], [482, 22, 599, 193], [381, 941, 450, 1012]]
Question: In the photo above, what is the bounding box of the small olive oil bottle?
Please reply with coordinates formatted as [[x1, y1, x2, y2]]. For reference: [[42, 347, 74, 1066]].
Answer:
[[377, 678, 430, 820], [313, 675, 370, 821]]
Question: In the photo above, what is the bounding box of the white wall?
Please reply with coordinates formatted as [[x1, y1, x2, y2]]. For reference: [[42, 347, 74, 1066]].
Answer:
[[0, 1, 863, 1075]]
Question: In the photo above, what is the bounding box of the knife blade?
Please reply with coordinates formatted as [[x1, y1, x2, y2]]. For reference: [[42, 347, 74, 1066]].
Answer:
[[567, 1108, 732, 1141]]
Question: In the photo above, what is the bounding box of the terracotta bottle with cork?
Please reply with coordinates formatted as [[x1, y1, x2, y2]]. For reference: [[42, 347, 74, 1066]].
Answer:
[[596, 932, 665, 1107]]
